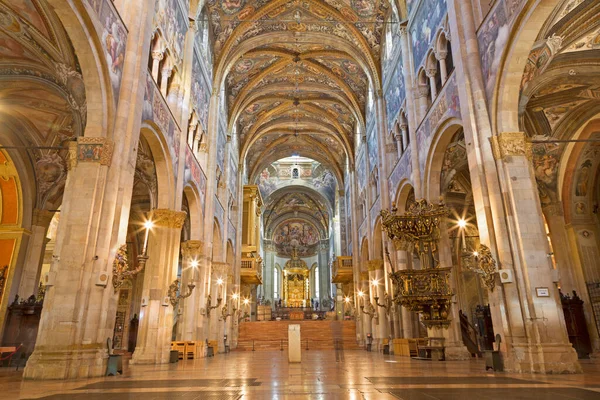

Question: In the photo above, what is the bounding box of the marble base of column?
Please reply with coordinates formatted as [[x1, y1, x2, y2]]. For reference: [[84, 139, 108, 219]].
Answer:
[[505, 343, 581, 374], [23, 346, 106, 380]]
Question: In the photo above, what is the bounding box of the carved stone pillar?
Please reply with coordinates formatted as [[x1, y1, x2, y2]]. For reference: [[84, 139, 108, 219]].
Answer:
[[177, 240, 204, 341], [436, 51, 448, 82], [395, 249, 413, 338], [160, 67, 172, 97], [131, 209, 187, 365], [492, 132, 581, 373], [368, 259, 388, 347], [151, 51, 163, 82], [426, 67, 438, 99], [18, 209, 54, 297]]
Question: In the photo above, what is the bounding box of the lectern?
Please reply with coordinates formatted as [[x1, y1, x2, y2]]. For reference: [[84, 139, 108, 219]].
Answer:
[[288, 324, 301, 363]]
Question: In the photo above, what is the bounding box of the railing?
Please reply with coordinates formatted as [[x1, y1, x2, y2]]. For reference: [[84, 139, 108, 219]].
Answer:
[[240, 257, 262, 284], [332, 256, 353, 284], [459, 310, 481, 357], [236, 339, 359, 351]]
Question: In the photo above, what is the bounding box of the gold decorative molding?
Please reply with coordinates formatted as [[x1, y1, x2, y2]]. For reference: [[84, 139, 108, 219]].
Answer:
[[151, 209, 187, 229], [491, 132, 532, 161], [211, 261, 230, 276], [367, 259, 384, 271], [68, 137, 115, 171], [359, 271, 369, 281], [462, 244, 498, 292], [181, 240, 205, 259]]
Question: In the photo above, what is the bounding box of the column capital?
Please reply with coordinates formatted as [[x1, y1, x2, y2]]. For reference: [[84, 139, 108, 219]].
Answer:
[[367, 259, 384, 271], [181, 240, 205, 259], [32, 208, 54, 227], [425, 67, 437, 78], [150, 209, 187, 229], [542, 201, 564, 217], [491, 132, 532, 161], [359, 271, 369, 281], [211, 261, 230, 276]]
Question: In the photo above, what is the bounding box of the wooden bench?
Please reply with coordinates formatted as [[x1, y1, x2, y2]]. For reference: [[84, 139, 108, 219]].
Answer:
[[416, 337, 445, 361], [0, 346, 17, 367]]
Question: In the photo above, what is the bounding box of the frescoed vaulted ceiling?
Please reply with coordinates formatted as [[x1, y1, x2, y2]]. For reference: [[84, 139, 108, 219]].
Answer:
[[0, 0, 86, 209], [207, 0, 390, 180], [518, 0, 600, 208]]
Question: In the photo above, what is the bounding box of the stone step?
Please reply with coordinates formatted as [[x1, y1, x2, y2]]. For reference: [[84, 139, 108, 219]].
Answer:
[[236, 320, 360, 351]]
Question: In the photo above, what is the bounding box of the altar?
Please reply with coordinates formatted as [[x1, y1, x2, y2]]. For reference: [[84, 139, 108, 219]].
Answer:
[[282, 248, 310, 309]]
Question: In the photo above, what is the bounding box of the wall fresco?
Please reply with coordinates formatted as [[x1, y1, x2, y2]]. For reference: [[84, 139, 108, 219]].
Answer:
[[410, 0, 447, 72], [216, 123, 226, 173], [367, 125, 379, 173], [478, 0, 526, 99], [154, 0, 188, 64], [273, 220, 320, 257], [191, 51, 211, 131], [214, 195, 224, 233], [85, 0, 127, 103], [228, 156, 238, 199], [184, 145, 207, 213], [356, 150, 367, 190], [416, 74, 460, 174], [388, 147, 412, 201], [370, 197, 381, 231], [384, 58, 406, 131], [141, 72, 181, 180], [256, 162, 337, 206], [228, 220, 236, 248]]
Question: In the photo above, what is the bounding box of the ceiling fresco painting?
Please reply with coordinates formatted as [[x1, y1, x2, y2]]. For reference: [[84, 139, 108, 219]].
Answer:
[[206, 0, 390, 185], [516, 0, 600, 211]]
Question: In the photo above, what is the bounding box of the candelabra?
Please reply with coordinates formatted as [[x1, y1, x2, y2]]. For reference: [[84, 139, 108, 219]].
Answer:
[[220, 303, 237, 321], [360, 301, 377, 319], [113, 220, 154, 292], [168, 278, 195, 307], [374, 292, 392, 316], [203, 294, 222, 316]]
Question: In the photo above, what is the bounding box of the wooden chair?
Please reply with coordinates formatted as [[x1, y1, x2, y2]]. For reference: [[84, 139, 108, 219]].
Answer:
[[185, 341, 197, 359], [174, 341, 186, 359]]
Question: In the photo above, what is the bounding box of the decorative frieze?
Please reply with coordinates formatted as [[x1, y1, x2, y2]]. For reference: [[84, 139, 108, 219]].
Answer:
[[150, 209, 187, 229], [491, 132, 532, 161], [367, 259, 384, 271], [181, 240, 205, 259], [68, 137, 114, 170]]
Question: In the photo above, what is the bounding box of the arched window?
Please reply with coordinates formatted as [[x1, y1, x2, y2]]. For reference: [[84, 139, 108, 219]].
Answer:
[[292, 167, 299, 179], [274, 267, 280, 299]]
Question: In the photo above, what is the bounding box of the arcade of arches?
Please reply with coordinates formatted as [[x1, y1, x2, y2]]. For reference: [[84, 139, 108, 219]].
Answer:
[[1, 0, 600, 391]]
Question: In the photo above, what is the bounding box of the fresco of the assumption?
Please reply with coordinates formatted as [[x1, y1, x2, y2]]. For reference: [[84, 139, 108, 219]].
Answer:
[[273, 221, 320, 257]]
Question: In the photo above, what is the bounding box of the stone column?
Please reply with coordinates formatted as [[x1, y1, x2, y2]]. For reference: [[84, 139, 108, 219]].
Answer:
[[395, 249, 413, 338], [18, 209, 54, 297], [24, 0, 156, 379], [131, 209, 186, 365], [492, 132, 580, 373], [178, 240, 204, 341], [160, 67, 172, 97], [151, 51, 163, 82], [369, 260, 388, 348], [436, 51, 448, 83], [543, 204, 600, 353], [437, 230, 471, 360], [426, 68, 438, 99]]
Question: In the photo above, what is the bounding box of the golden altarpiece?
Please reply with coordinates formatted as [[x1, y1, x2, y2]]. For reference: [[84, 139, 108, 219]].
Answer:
[[283, 248, 310, 308]]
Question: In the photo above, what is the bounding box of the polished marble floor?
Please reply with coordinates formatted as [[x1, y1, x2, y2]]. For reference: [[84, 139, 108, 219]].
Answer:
[[1, 350, 600, 399]]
